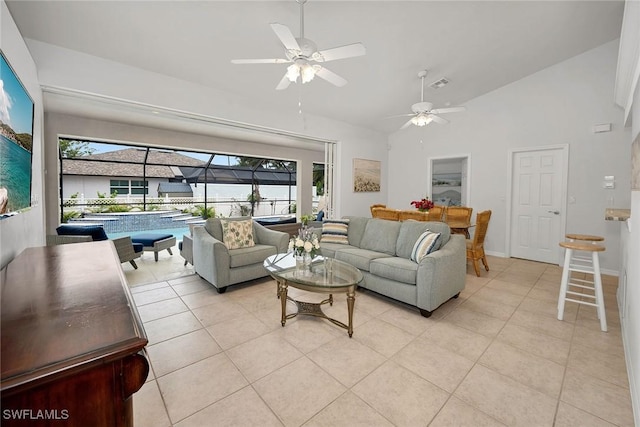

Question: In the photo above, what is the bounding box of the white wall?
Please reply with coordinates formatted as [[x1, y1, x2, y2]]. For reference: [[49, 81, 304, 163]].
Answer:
[[388, 40, 630, 274], [0, 2, 45, 269], [62, 176, 166, 199], [623, 48, 640, 426], [26, 40, 389, 225]]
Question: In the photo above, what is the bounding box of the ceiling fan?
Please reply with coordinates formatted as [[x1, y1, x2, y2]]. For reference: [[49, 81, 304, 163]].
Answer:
[[231, 0, 366, 90], [391, 70, 466, 130]]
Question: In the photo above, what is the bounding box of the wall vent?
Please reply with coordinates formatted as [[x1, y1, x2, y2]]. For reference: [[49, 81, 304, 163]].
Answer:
[[429, 78, 449, 89]]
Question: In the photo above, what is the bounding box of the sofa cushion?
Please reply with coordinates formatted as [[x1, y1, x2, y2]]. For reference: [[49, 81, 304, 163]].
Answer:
[[342, 216, 369, 247], [334, 248, 391, 272], [56, 225, 108, 241], [359, 219, 401, 256], [131, 233, 173, 247], [205, 217, 251, 242], [396, 220, 432, 259], [220, 219, 255, 249], [320, 242, 358, 258], [422, 221, 451, 248], [410, 230, 442, 262], [321, 219, 349, 244], [229, 244, 277, 268], [370, 257, 418, 285]]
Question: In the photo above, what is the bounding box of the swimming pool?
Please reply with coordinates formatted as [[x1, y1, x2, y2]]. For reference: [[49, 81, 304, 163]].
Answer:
[[108, 226, 190, 241]]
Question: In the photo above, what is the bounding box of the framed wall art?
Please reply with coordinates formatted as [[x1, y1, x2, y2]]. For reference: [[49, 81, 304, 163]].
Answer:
[[353, 158, 380, 192]]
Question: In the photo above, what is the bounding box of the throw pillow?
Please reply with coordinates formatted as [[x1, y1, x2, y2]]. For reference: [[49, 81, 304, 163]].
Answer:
[[321, 219, 349, 244], [410, 230, 442, 262], [220, 219, 255, 250]]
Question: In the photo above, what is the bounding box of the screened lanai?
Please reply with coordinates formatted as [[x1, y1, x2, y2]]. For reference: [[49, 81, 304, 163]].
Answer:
[[58, 139, 321, 235]]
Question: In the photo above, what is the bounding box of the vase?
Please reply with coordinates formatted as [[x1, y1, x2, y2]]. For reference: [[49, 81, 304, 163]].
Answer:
[[295, 254, 305, 271], [304, 253, 312, 271]]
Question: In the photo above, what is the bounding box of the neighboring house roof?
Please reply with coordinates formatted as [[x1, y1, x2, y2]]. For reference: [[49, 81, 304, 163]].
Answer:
[[62, 148, 204, 178], [157, 182, 193, 194]]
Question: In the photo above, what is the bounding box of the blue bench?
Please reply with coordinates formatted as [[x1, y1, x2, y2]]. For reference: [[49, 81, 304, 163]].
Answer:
[[131, 233, 176, 262]]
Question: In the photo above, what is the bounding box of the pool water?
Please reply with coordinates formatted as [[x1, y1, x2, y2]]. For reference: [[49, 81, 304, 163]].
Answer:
[[108, 227, 190, 241]]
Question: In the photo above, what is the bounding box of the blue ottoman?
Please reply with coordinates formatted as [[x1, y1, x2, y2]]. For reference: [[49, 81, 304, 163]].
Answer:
[[131, 233, 176, 262]]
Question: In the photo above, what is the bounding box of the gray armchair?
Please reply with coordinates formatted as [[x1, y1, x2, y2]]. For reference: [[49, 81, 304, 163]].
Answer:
[[193, 217, 289, 293]]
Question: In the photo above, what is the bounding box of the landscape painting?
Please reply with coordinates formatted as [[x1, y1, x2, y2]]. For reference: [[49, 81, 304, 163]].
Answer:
[[0, 51, 34, 217], [432, 172, 462, 206], [353, 158, 380, 192]]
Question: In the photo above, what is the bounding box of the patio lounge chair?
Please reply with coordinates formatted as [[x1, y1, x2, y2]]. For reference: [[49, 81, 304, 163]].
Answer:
[[55, 225, 143, 269]]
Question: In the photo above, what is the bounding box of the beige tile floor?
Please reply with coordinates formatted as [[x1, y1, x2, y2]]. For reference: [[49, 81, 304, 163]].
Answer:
[[126, 252, 634, 427]]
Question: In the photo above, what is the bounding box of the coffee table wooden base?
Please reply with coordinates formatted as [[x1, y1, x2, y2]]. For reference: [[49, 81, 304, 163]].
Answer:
[[277, 278, 356, 337]]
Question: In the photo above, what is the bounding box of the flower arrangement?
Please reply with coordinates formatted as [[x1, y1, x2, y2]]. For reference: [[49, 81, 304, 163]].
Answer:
[[410, 197, 434, 212], [288, 226, 320, 259]]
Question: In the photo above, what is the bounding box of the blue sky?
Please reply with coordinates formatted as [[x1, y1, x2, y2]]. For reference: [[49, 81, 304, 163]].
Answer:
[[0, 53, 34, 135]]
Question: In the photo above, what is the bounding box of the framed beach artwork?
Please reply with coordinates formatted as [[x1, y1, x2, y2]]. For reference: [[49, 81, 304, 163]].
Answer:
[[0, 50, 34, 218], [353, 158, 381, 192]]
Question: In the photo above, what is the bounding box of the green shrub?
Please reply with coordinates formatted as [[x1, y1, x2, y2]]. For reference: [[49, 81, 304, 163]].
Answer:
[[62, 210, 81, 223], [193, 205, 215, 219]]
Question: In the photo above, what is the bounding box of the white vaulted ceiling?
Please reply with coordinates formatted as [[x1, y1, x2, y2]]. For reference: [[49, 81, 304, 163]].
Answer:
[[6, 1, 625, 134]]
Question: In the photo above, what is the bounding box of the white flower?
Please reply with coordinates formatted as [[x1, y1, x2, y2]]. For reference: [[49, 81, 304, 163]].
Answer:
[[288, 240, 294, 251], [295, 238, 304, 247], [304, 241, 313, 252], [314, 241, 320, 249]]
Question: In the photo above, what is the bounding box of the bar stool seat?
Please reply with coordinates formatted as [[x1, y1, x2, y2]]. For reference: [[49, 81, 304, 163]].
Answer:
[[558, 240, 607, 331], [565, 233, 604, 268], [565, 233, 604, 242]]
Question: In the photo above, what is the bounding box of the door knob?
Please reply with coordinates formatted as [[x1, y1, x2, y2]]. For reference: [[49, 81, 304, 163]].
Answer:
[[548, 210, 560, 215]]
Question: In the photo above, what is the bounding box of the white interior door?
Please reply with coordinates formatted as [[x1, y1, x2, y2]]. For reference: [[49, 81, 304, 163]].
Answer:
[[510, 147, 566, 264]]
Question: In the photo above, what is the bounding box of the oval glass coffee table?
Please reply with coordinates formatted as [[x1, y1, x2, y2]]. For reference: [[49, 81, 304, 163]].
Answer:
[[264, 253, 363, 337]]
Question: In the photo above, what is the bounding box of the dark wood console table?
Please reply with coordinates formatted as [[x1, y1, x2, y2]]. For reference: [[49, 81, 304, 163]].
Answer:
[[1, 241, 149, 426]]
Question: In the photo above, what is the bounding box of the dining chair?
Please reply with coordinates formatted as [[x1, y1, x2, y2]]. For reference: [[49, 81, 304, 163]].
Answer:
[[398, 210, 429, 221], [427, 205, 445, 221], [445, 206, 473, 238], [370, 204, 386, 216], [466, 210, 492, 276], [371, 207, 400, 221]]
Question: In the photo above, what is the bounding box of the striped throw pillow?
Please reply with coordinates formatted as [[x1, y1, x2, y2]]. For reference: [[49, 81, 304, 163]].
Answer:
[[321, 219, 350, 244], [410, 230, 441, 262]]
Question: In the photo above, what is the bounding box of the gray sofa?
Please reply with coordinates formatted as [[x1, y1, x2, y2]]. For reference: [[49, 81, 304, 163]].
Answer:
[[319, 217, 466, 317], [193, 217, 289, 293]]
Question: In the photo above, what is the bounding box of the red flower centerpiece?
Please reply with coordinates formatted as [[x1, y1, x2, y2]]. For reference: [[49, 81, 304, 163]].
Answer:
[[410, 197, 434, 212]]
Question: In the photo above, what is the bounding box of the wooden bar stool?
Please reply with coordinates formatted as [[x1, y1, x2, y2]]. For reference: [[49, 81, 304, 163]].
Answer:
[[557, 240, 607, 331], [565, 233, 604, 268]]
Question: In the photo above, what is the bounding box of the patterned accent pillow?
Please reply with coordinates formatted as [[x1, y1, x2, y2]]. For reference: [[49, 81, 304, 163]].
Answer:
[[321, 219, 350, 244], [220, 219, 255, 250], [410, 230, 442, 262]]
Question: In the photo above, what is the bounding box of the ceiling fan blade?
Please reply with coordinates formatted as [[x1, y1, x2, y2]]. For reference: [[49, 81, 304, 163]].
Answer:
[[316, 43, 366, 62], [314, 67, 347, 87], [429, 114, 449, 124], [385, 113, 414, 119], [400, 119, 414, 130], [270, 23, 300, 52], [275, 74, 292, 91], [430, 106, 466, 114], [231, 58, 290, 64]]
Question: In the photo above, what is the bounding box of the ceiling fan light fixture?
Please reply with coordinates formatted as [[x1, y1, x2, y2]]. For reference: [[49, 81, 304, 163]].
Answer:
[[286, 62, 316, 84], [286, 64, 300, 82], [300, 63, 316, 83], [411, 115, 432, 127]]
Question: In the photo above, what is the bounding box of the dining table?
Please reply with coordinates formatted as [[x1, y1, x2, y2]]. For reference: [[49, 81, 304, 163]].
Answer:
[[446, 221, 474, 239]]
